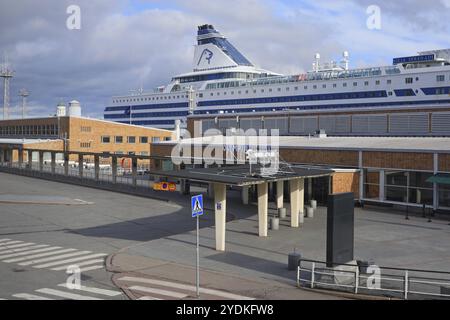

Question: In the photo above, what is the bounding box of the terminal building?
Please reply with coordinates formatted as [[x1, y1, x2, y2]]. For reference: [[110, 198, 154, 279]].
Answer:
[[149, 114, 450, 213], [0, 101, 174, 167]]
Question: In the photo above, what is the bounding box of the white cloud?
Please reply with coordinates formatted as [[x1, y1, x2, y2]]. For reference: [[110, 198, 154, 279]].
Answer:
[[0, 0, 448, 119]]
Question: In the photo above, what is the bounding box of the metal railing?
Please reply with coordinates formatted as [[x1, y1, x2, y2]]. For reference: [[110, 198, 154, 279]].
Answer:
[[0, 161, 158, 195], [297, 258, 450, 300]]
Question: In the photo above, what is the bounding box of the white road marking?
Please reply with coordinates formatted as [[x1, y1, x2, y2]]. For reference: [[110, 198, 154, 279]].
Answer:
[[0, 246, 63, 260], [35, 288, 102, 300], [79, 265, 104, 272], [51, 259, 105, 271], [128, 286, 187, 299], [13, 293, 55, 300], [119, 276, 254, 300], [3, 248, 76, 263], [58, 283, 122, 297], [0, 244, 49, 255], [19, 251, 92, 266], [0, 242, 35, 250], [33, 253, 107, 269], [138, 296, 162, 300], [0, 239, 11, 243], [0, 241, 22, 246]]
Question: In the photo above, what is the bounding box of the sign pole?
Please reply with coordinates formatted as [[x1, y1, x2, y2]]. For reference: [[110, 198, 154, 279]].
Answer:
[[191, 194, 203, 299], [196, 213, 200, 298]]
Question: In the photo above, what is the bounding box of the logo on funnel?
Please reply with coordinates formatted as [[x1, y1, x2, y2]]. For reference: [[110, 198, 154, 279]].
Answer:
[[197, 49, 213, 65]]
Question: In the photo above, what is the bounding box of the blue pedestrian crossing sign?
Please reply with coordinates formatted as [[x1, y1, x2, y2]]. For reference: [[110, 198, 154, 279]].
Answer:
[[191, 194, 204, 218]]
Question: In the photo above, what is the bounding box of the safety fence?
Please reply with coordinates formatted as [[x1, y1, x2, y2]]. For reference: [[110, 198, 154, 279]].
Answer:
[[297, 258, 450, 300], [0, 161, 172, 201]]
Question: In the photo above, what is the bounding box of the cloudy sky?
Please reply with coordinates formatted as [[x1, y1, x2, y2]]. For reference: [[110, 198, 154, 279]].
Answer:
[[0, 0, 449, 119]]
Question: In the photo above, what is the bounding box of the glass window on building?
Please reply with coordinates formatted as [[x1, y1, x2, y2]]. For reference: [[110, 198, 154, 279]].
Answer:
[[115, 136, 123, 143], [152, 137, 161, 143], [438, 184, 450, 208], [385, 171, 433, 205], [385, 171, 408, 203], [408, 172, 433, 205], [140, 137, 148, 144], [127, 136, 136, 144], [101, 136, 110, 143]]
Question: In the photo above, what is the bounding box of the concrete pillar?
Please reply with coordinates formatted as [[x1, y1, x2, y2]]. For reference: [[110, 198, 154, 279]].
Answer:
[[290, 179, 300, 228], [132, 157, 138, 187], [276, 180, 284, 209], [179, 179, 185, 195], [18, 149, 24, 168], [38, 151, 44, 172], [359, 151, 364, 201], [242, 186, 249, 205], [28, 150, 33, 169], [379, 170, 385, 201], [214, 183, 227, 251], [258, 182, 268, 237], [433, 153, 438, 210], [6, 149, 12, 167], [268, 182, 274, 201], [94, 155, 100, 181], [207, 183, 214, 199], [78, 154, 84, 178], [299, 178, 305, 224], [111, 156, 117, 183], [51, 152, 56, 174], [64, 153, 69, 176], [180, 179, 190, 195]]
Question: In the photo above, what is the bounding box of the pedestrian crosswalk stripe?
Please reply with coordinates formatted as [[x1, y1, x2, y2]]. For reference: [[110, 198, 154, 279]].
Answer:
[[58, 283, 121, 297], [0, 239, 11, 243], [35, 288, 103, 300], [13, 293, 55, 300], [32, 253, 107, 269], [0, 242, 36, 250], [0, 244, 49, 256], [138, 296, 162, 300], [119, 276, 254, 300], [0, 241, 23, 246], [19, 251, 92, 266], [0, 246, 63, 260], [79, 265, 104, 272], [128, 286, 188, 299], [3, 248, 76, 263], [51, 259, 105, 271]]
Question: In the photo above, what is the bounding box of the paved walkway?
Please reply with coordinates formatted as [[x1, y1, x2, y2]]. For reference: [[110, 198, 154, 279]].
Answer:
[[107, 252, 343, 300]]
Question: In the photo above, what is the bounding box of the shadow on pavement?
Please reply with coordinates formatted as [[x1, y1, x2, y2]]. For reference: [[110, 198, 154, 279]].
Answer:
[[206, 251, 294, 280]]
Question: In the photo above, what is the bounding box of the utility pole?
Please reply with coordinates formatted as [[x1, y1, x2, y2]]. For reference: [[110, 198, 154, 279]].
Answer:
[[1, 54, 14, 120], [19, 89, 29, 119]]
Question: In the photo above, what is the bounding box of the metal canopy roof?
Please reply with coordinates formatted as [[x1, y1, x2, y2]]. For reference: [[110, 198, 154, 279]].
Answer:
[[152, 165, 334, 187]]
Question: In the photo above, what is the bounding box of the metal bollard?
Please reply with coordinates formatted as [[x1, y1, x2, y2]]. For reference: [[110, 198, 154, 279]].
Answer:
[[288, 251, 301, 271], [271, 217, 280, 230], [306, 206, 314, 218], [278, 208, 287, 219]]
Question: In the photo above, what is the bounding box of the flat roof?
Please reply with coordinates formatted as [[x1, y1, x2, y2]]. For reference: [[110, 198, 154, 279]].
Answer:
[[0, 138, 61, 145], [157, 135, 450, 153], [0, 116, 173, 134], [152, 165, 333, 186]]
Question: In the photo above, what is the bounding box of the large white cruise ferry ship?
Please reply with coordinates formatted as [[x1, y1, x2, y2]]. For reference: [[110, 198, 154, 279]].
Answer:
[[104, 24, 450, 130]]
